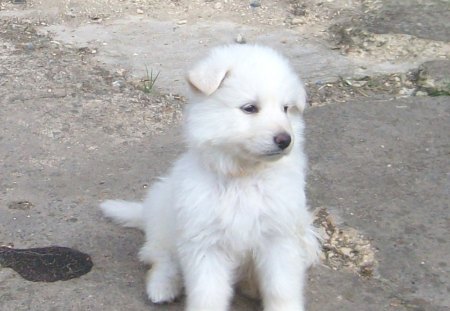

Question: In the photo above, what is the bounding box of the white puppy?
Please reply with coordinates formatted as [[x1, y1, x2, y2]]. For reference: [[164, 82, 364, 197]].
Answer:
[[100, 45, 320, 311]]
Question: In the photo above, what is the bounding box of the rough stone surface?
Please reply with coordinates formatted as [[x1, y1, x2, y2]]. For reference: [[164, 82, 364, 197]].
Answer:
[[365, 0, 450, 42], [418, 60, 450, 95], [1, 91, 449, 310], [305, 97, 450, 311]]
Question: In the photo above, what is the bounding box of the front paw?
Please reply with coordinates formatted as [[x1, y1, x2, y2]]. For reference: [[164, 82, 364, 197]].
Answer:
[[146, 268, 182, 304]]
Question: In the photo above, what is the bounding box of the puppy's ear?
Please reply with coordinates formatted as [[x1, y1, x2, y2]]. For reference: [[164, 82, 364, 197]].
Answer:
[[187, 59, 229, 96], [294, 87, 307, 113]]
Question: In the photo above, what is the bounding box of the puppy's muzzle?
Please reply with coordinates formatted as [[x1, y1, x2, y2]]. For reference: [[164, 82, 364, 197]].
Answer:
[[274, 132, 291, 150]]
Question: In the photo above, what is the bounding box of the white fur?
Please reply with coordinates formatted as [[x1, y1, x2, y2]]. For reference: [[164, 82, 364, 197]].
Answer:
[[100, 45, 320, 311]]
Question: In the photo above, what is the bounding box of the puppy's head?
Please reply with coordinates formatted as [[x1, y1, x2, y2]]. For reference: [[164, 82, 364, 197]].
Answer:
[[185, 45, 306, 172]]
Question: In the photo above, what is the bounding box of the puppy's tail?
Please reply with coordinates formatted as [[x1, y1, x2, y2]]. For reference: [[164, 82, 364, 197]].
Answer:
[[100, 200, 145, 230]]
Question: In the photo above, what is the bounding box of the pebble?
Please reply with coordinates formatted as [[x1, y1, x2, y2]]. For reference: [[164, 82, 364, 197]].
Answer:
[[415, 90, 428, 96], [291, 17, 304, 25], [112, 80, 125, 89], [214, 2, 223, 9], [66, 12, 77, 18], [398, 87, 415, 96], [235, 34, 246, 44], [24, 42, 34, 51], [340, 247, 353, 257], [250, 0, 261, 8], [361, 253, 373, 262], [116, 68, 127, 76], [418, 60, 450, 95], [136, 8, 144, 14], [177, 20, 187, 25]]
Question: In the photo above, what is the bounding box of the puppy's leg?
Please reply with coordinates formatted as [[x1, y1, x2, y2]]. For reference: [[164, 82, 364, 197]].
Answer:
[[139, 245, 182, 303], [256, 239, 307, 311], [181, 248, 234, 311], [145, 259, 182, 303]]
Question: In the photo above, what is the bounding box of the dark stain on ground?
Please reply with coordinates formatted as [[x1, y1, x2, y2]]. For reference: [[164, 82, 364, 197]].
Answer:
[[0, 246, 93, 282]]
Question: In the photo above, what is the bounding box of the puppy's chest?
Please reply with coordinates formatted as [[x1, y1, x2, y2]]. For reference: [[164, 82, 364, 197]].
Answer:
[[177, 171, 302, 250], [216, 180, 286, 247]]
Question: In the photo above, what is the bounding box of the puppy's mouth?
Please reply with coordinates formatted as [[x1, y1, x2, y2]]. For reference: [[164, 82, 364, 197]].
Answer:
[[265, 151, 283, 157], [239, 143, 291, 162], [260, 150, 288, 160]]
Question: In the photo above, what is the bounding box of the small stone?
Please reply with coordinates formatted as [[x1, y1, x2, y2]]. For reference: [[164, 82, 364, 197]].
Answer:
[[116, 68, 127, 76], [177, 20, 187, 25], [340, 247, 352, 257], [66, 12, 77, 18], [235, 34, 246, 44], [136, 8, 144, 14], [398, 87, 414, 96], [390, 298, 402, 307], [291, 17, 304, 25], [417, 60, 450, 95], [112, 80, 125, 89], [325, 214, 336, 227], [415, 90, 428, 96], [24, 42, 34, 51], [361, 254, 374, 265], [214, 2, 223, 9], [250, 0, 261, 8]]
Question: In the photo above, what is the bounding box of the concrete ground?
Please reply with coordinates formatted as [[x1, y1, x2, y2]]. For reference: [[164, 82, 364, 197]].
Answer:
[[1, 1, 449, 310]]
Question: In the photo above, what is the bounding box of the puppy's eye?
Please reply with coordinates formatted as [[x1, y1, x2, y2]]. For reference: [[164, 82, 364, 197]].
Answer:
[[283, 105, 289, 113], [240, 103, 259, 114]]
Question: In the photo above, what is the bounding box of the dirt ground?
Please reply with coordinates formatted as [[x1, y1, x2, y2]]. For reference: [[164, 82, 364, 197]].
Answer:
[[1, 1, 449, 310]]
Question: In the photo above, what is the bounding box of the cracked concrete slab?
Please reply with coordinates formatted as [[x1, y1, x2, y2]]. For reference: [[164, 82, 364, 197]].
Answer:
[[41, 16, 445, 94], [1, 93, 449, 310], [306, 97, 450, 311], [41, 18, 366, 94], [364, 0, 450, 42]]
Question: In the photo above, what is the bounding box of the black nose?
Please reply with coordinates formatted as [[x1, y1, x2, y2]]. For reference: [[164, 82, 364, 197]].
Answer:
[[274, 133, 291, 150]]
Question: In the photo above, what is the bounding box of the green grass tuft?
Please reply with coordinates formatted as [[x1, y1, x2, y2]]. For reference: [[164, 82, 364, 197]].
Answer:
[[142, 66, 160, 93]]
